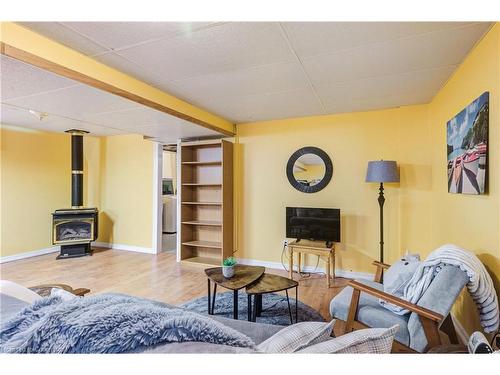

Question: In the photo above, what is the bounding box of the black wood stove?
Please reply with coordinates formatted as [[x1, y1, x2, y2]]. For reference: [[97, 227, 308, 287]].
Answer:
[[52, 130, 98, 259]]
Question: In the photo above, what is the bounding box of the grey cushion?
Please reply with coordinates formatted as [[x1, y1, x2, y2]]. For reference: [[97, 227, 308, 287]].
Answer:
[[383, 256, 421, 297], [407, 265, 469, 352], [329, 279, 411, 346]]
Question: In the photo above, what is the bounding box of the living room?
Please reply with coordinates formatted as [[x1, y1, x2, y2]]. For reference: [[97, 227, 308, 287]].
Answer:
[[1, 0, 499, 373]]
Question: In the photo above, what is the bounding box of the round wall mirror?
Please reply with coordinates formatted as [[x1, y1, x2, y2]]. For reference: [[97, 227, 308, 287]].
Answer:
[[286, 147, 333, 193]]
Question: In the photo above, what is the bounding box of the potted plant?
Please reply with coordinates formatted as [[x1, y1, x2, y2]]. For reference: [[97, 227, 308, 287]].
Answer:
[[222, 256, 237, 278]]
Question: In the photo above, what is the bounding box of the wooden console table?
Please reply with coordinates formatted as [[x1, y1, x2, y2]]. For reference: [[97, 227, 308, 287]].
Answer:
[[288, 240, 335, 287]]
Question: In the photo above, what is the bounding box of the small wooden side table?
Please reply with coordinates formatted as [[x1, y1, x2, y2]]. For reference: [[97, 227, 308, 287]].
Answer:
[[246, 274, 298, 324], [205, 265, 265, 320], [29, 283, 91, 297], [288, 240, 335, 287]]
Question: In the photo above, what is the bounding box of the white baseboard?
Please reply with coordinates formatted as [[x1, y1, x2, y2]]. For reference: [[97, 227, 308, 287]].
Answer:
[[236, 257, 374, 281], [93, 242, 156, 254], [0, 246, 59, 264], [451, 314, 469, 345]]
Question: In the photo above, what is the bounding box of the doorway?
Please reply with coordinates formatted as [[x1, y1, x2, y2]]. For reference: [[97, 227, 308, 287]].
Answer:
[[160, 144, 178, 252]]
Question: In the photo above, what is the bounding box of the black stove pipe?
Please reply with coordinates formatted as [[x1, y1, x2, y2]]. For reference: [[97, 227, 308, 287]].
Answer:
[[66, 129, 88, 209]]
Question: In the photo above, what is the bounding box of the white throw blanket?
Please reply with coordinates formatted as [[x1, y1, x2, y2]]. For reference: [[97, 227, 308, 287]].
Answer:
[[381, 244, 499, 333]]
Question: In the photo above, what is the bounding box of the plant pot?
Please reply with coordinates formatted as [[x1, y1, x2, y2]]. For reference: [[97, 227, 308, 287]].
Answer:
[[222, 265, 235, 278]]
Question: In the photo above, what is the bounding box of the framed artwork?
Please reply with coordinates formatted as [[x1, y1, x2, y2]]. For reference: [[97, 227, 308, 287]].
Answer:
[[447, 92, 489, 195]]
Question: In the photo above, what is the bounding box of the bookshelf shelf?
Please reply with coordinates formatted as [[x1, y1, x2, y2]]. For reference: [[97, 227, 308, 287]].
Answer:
[[181, 161, 222, 166], [182, 220, 222, 226], [182, 201, 222, 206]]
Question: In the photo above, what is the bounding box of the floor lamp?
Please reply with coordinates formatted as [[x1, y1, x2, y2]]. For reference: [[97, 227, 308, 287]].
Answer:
[[365, 160, 400, 263]]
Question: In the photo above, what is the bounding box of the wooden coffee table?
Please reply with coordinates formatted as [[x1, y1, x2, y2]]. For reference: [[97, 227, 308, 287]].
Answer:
[[205, 265, 265, 320], [246, 274, 298, 324]]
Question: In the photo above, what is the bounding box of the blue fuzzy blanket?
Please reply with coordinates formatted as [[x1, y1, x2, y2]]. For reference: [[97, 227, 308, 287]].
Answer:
[[0, 293, 255, 353]]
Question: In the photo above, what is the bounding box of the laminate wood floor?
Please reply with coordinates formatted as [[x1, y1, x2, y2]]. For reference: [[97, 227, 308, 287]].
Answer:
[[1, 247, 350, 333]]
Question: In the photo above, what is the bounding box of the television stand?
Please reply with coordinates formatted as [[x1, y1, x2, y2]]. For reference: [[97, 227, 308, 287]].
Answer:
[[287, 239, 336, 288]]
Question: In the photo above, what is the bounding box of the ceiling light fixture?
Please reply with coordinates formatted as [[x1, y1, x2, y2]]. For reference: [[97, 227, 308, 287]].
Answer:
[[29, 109, 49, 121]]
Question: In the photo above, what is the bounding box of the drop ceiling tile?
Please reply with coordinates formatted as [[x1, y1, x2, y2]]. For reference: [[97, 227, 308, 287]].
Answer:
[[0, 104, 125, 136], [1, 55, 77, 100], [18, 22, 108, 56], [5, 84, 140, 120], [202, 88, 324, 123], [1, 103, 45, 127], [324, 91, 432, 114], [63, 22, 215, 51], [37, 117, 127, 136], [78, 103, 224, 139], [126, 122, 219, 142], [163, 61, 309, 103], [283, 22, 477, 58], [81, 106, 173, 129], [315, 65, 456, 108], [91, 52, 156, 84], [302, 23, 490, 87], [115, 22, 294, 82]]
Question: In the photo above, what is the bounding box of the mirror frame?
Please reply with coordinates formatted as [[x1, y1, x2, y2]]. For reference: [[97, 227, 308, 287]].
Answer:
[[286, 146, 333, 193]]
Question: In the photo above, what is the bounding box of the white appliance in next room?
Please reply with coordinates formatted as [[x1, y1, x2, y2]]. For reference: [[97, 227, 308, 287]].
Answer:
[[162, 195, 177, 252]]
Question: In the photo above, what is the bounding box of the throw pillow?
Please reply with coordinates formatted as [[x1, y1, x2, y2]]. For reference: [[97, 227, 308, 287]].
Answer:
[[297, 325, 399, 354], [383, 255, 421, 297], [257, 320, 335, 353]]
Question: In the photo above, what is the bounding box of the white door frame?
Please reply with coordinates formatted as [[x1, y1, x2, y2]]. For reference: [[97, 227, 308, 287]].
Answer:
[[175, 139, 182, 262], [152, 142, 162, 254]]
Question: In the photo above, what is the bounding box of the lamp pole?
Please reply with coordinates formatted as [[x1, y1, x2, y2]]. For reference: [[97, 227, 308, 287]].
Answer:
[[365, 160, 399, 265], [378, 182, 385, 263]]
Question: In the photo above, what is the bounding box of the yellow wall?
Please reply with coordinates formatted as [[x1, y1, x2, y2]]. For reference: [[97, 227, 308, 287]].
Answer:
[[98, 134, 154, 249], [0, 128, 154, 256], [236, 109, 406, 274], [0, 125, 101, 256], [425, 24, 499, 334], [235, 24, 500, 335]]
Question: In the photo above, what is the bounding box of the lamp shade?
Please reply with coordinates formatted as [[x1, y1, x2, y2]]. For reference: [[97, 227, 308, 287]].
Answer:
[[365, 160, 399, 183]]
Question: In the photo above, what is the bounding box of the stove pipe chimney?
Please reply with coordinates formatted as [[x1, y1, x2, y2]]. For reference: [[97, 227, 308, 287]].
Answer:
[[65, 129, 88, 209]]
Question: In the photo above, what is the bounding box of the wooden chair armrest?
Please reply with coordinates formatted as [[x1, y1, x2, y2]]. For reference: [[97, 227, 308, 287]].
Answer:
[[372, 261, 391, 282], [348, 280, 443, 323], [372, 261, 391, 270]]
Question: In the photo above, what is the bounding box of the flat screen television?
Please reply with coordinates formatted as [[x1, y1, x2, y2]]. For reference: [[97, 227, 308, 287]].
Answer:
[[286, 207, 340, 243]]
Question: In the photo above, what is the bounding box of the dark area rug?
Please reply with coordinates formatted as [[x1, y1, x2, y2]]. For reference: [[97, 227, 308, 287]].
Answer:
[[180, 291, 325, 326]]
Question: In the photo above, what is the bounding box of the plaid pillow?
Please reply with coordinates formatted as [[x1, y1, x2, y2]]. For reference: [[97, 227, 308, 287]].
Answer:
[[297, 325, 399, 354], [257, 320, 336, 353]]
